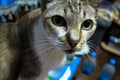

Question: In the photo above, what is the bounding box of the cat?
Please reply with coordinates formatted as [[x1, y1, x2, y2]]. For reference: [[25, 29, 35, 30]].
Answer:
[[0, 0, 103, 80]]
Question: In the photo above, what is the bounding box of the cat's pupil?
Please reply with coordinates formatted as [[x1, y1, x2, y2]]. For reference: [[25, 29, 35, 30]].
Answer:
[[52, 15, 66, 26], [82, 19, 93, 30]]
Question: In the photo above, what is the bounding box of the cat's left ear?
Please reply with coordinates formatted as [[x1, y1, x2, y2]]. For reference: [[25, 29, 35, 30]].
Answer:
[[40, 0, 53, 12], [88, 0, 103, 8]]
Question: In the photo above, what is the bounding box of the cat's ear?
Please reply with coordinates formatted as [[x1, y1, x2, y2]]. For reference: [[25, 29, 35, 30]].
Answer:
[[88, 0, 103, 8], [40, 0, 52, 12]]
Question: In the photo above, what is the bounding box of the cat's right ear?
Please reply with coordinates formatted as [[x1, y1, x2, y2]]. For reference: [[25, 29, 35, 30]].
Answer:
[[40, 0, 52, 12]]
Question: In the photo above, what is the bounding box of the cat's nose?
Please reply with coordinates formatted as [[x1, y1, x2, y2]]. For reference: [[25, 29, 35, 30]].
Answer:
[[66, 33, 79, 48], [67, 39, 79, 48]]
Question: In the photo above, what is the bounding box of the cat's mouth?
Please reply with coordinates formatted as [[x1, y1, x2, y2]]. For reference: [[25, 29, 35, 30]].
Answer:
[[64, 49, 83, 55], [63, 43, 90, 55], [64, 49, 75, 54]]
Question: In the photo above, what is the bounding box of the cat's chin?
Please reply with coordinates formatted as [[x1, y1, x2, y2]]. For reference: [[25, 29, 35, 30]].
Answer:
[[64, 43, 90, 55]]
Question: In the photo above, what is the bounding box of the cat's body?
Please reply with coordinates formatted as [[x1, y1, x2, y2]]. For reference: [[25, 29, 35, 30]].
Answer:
[[0, 9, 41, 80], [18, 14, 66, 80], [0, 23, 20, 80], [0, 0, 103, 80], [0, 9, 64, 80]]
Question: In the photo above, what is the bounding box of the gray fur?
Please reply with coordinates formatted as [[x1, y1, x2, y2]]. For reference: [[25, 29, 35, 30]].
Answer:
[[0, 0, 103, 80]]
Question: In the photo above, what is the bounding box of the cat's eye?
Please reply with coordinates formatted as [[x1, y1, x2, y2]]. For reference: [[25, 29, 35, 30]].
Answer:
[[82, 19, 93, 30], [51, 15, 66, 27]]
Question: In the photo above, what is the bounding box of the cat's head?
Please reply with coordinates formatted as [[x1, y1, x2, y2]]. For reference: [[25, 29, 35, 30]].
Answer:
[[40, 0, 103, 55]]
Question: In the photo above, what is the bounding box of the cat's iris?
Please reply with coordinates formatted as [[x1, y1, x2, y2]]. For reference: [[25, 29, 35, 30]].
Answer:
[[82, 19, 93, 30], [51, 15, 66, 27]]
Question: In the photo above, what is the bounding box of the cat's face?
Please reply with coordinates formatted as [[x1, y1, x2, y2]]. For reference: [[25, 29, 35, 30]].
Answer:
[[41, 0, 102, 55]]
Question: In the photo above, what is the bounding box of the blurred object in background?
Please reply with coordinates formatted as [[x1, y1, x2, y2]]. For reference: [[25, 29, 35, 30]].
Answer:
[[98, 58, 116, 80], [81, 52, 97, 75], [101, 1, 120, 56], [97, 1, 113, 27], [89, 0, 113, 48], [112, 2, 120, 24], [0, 0, 40, 23], [76, 52, 97, 80]]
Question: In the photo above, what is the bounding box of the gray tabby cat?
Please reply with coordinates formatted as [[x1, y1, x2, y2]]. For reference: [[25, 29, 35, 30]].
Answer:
[[0, 0, 103, 80]]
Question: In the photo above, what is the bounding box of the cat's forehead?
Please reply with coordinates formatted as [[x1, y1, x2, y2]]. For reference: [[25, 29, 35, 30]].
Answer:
[[48, 0, 91, 8], [46, 0, 96, 17], [47, 0, 95, 13], [65, 0, 96, 16]]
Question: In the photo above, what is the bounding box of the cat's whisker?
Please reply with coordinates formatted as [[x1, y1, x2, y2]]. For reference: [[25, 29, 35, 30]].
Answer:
[[34, 39, 58, 45], [34, 40, 49, 42], [25, 42, 53, 52], [34, 38, 54, 42], [87, 42, 96, 49], [86, 48, 101, 69], [36, 46, 58, 64], [86, 54, 97, 67], [88, 40, 95, 42], [37, 37, 56, 40], [86, 44, 99, 68], [88, 44, 96, 51], [34, 37, 58, 42], [37, 45, 56, 54], [38, 47, 50, 52], [47, 48, 58, 60], [89, 45, 96, 51], [88, 43, 96, 48], [87, 40, 96, 44], [87, 41, 97, 47], [35, 42, 52, 47]]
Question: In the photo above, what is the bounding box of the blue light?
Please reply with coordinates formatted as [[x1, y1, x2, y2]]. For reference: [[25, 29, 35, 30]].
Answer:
[[90, 51, 97, 57], [1, 0, 8, 6], [109, 58, 116, 65], [0, 0, 16, 6], [109, 36, 115, 43]]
